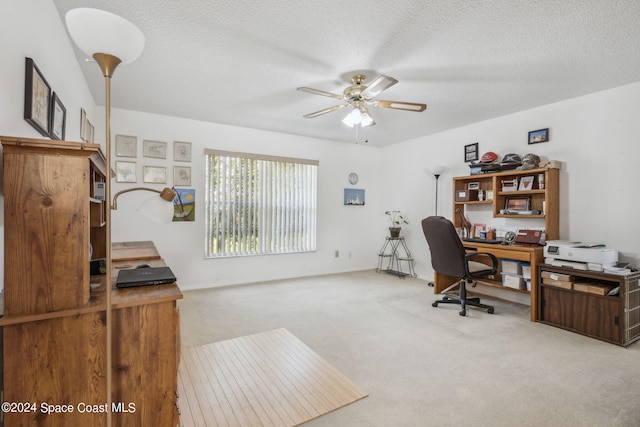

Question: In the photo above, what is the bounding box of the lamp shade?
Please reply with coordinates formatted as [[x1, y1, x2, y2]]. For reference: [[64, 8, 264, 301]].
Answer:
[[65, 8, 145, 63], [137, 193, 176, 224]]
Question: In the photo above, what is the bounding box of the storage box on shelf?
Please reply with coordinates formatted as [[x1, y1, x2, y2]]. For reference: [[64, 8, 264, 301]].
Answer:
[[538, 264, 640, 347]]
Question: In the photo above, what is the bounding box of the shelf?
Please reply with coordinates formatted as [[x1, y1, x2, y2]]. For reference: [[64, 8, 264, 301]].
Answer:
[[476, 278, 531, 294]]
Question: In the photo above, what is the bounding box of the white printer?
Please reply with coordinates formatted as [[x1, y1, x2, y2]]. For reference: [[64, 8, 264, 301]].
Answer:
[[544, 240, 618, 271]]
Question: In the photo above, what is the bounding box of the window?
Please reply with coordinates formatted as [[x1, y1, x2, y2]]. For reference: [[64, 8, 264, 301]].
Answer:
[[205, 149, 318, 257]]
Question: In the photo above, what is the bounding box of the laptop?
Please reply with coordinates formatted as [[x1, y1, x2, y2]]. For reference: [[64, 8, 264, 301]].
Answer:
[[116, 266, 177, 288]]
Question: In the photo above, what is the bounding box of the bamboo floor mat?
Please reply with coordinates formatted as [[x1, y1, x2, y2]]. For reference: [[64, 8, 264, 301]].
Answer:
[[178, 328, 368, 426]]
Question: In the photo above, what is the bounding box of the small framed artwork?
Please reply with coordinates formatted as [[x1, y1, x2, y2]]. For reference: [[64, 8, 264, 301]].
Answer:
[[505, 196, 531, 211], [24, 57, 51, 137], [116, 135, 137, 157], [344, 188, 365, 205], [173, 188, 196, 222], [528, 128, 549, 144], [80, 109, 87, 142], [174, 141, 192, 162], [468, 181, 480, 190], [143, 140, 167, 159], [115, 161, 137, 183], [143, 166, 167, 184], [49, 92, 66, 140], [464, 142, 479, 162], [174, 166, 191, 186], [518, 175, 535, 191], [472, 223, 486, 238]]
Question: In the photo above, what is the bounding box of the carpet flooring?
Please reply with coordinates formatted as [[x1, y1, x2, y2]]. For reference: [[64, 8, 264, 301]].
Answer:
[[179, 269, 640, 427]]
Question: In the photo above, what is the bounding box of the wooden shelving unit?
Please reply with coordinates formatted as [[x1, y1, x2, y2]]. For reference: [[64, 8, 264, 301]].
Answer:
[[0, 136, 182, 426], [452, 166, 560, 240]]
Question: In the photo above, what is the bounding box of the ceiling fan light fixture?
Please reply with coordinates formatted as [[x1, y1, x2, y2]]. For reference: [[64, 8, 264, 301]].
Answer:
[[342, 108, 361, 127], [360, 109, 374, 127]]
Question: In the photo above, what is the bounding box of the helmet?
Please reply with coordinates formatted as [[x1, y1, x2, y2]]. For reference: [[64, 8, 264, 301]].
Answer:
[[501, 153, 522, 165], [520, 153, 540, 170], [480, 151, 498, 163]]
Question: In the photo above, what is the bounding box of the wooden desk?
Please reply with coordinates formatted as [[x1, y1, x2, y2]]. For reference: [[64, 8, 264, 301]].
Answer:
[[433, 242, 544, 321], [1, 241, 182, 426]]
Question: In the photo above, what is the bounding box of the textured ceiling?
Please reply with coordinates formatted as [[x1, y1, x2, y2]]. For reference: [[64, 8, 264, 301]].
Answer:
[[53, 0, 640, 146]]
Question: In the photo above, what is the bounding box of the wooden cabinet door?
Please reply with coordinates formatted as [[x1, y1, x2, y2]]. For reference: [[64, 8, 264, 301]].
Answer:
[[540, 286, 573, 328], [585, 296, 621, 344]]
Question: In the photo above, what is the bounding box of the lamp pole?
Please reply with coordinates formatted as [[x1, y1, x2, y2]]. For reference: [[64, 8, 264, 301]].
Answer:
[[433, 166, 447, 216]]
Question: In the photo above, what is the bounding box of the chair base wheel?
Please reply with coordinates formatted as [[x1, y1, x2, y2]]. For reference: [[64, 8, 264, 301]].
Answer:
[[487, 308, 494, 314], [459, 309, 466, 316], [432, 302, 438, 307]]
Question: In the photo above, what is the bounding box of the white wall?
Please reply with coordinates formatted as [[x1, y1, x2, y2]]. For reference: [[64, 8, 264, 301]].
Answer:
[[106, 108, 382, 290], [2, 1, 640, 297], [0, 0, 98, 293], [383, 82, 640, 289]]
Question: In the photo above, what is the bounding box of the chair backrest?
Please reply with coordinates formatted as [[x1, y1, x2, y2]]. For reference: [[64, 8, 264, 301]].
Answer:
[[421, 216, 467, 278]]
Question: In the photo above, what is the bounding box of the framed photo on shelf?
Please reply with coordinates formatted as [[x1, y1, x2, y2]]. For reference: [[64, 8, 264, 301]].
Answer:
[[528, 128, 549, 144], [468, 181, 480, 190], [115, 161, 137, 183], [143, 140, 167, 159], [174, 141, 192, 162], [116, 135, 137, 157], [24, 57, 51, 137], [518, 175, 535, 191], [143, 166, 167, 184], [464, 142, 479, 162], [174, 166, 191, 186], [50, 92, 66, 140], [472, 223, 486, 238], [505, 196, 530, 211]]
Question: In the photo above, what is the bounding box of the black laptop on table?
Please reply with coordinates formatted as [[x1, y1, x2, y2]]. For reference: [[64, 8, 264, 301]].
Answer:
[[116, 266, 177, 288]]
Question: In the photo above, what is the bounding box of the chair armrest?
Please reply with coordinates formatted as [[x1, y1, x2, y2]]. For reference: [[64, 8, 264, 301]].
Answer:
[[464, 251, 499, 277]]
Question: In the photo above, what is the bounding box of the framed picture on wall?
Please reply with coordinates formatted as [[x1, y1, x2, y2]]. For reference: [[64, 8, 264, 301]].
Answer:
[[24, 57, 51, 137], [116, 135, 138, 157], [174, 166, 191, 186], [464, 142, 479, 162], [143, 140, 167, 159], [115, 161, 137, 183], [50, 92, 66, 140], [344, 188, 365, 205], [528, 128, 549, 144], [174, 141, 192, 162], [143, 166, 167, 183]]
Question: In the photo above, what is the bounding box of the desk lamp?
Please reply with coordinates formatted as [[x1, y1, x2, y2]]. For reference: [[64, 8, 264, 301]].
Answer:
[[65, 8, 144, 426]]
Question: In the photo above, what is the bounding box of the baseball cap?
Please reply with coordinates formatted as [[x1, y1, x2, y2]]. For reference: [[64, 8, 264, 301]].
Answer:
[[501, 153, 522, 164], [480, 151, 498, 163]]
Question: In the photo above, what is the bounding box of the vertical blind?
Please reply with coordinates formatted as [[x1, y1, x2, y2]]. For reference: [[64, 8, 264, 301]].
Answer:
[[204, 149, 318, 257]]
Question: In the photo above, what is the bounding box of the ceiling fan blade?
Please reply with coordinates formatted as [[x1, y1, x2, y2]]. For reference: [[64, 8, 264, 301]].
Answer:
[[374, 99, 427, 112], [297, 86, 344, 100], [361, 75, 398, 98], [303, 104, 347, 118]]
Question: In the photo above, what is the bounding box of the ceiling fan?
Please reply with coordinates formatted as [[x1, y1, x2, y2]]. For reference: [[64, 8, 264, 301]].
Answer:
[[297, 74, 427, 127]]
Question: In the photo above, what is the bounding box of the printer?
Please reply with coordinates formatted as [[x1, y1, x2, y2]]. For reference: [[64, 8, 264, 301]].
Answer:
[[544, 240, 618, 271]]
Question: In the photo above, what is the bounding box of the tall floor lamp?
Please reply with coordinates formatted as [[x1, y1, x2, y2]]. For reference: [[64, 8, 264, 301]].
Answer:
[[433, 165, 447, 215], [65, 8, 144, 427]]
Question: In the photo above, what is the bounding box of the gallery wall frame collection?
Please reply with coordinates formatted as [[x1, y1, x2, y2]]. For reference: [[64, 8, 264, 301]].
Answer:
[[24, 57, 68, 140], [114, 135, 192, 187]]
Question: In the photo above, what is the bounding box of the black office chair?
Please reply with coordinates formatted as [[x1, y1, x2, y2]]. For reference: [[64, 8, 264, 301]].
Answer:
[[421, 216, 498, 316]]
